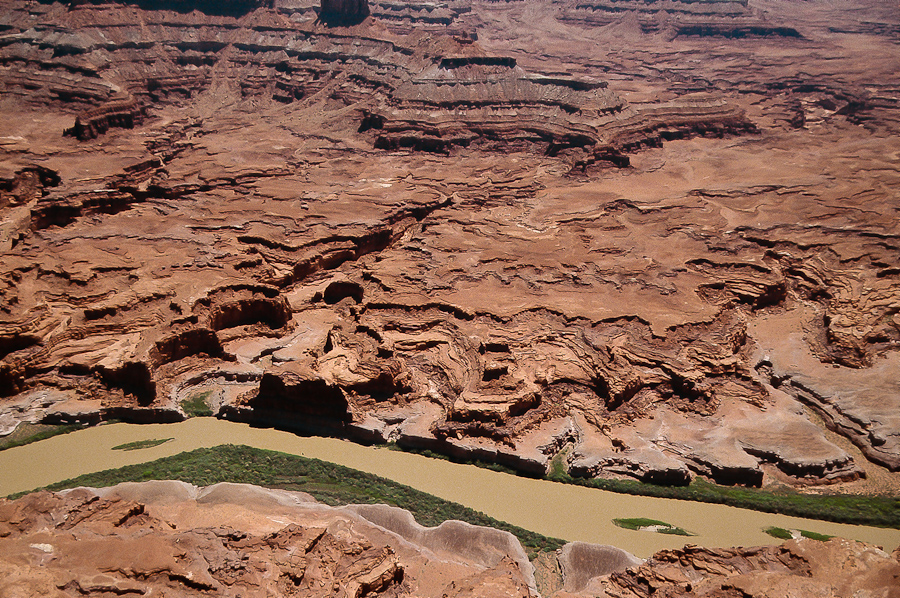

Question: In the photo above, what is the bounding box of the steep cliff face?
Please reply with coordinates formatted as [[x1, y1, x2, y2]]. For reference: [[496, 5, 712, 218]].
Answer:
[[68, 0, 276, 17], [363, 54, 752, 168], [556, 0, 802, 38], [1, 0, 899, 491], [321, 0, 370, 23]]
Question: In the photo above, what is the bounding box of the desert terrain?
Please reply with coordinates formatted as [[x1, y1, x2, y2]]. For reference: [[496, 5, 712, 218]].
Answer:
[[4, 479, 898, 598], [1, 0, 899, 595]]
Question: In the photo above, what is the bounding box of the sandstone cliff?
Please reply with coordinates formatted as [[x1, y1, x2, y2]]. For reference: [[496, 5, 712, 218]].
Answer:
[[0, 0, 899, 492]]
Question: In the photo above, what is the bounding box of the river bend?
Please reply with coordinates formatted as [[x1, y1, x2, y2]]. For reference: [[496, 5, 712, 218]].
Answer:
[[1, 418, 898, 558]]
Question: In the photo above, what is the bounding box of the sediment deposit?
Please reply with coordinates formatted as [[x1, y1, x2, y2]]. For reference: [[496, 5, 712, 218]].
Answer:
[[1, 0, 899, 489]]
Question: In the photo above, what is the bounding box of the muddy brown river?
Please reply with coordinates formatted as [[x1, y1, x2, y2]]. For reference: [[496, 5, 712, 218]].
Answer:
[[1, 418, 898, 558]]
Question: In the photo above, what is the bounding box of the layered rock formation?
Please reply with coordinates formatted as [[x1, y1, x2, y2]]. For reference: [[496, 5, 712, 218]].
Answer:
[[0, 481, 540, 597], [363, 55, 751, 169], [63, 94, 143, 141], [1, 483, 898, 598], [556, 0, 802, 38], [601, 541, 900, 598], [0, 0, 899, 491], [320, 0, 370, 24]]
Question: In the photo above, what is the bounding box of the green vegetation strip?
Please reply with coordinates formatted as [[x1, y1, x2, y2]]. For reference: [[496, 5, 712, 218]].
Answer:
[[19, 444, 565, 558], [763, 526, 834, 542], [395, 445, 900, 529], [613, 518, 693, 536], [573, 477, 900, 530], [180, 391, 213, 417], [0, 423, 85, 451], [111, 438, 174, 451]]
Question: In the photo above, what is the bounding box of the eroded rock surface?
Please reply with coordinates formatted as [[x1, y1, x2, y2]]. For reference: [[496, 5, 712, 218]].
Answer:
[[599, 540, 900, 598], [1, 0, 899, 488], [1, 483, 898, 598], [0, 481, 537, 597]]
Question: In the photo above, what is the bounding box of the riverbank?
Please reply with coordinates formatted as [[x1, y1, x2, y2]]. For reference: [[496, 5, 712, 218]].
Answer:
[[2, 418, 898, 558], [28, 444, 565, 559]]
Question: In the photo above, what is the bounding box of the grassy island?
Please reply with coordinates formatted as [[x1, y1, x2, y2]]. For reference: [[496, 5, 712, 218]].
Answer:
[[111, 438, 174, 451], [613, 518, 693, 536]]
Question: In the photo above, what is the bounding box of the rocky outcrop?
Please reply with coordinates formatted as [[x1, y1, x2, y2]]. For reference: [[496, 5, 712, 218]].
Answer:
[[366, 0, 473, 36], [63, 96, 143, 141], [1, 483, 898, 598], [362, 54, 752, 166], [558, 542, 644, 594], [752, 308, 900, 472], [345, 503, 539, 594], [1, 0, 899, 492], [558, 0, 802, 38], [1, 0, 755, 161], [0, 166, 60, 210], [0, 482, 537, 598], [69, 0, 276, 17], [320, 0, 370, 24], [601, 541, 900, 598]]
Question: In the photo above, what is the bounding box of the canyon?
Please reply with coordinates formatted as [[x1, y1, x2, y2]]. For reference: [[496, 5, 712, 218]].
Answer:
[[1, 0, 899, 505], [2, 0, 900, 595]]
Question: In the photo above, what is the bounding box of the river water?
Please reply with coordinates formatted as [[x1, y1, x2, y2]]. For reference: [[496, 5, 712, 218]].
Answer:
[[1, 418, 898, 558]]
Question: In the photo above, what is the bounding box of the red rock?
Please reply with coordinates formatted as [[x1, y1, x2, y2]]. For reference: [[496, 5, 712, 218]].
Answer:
[[321, 0, 370, 22], [601, 540, 900, 598], [2, 483, 898, 598], [1, 0, 899, 492], [0, 482, 537, 597]]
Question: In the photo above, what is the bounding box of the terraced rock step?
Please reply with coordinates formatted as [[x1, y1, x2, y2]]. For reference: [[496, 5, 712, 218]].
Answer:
[[1, 0, 899, 495]]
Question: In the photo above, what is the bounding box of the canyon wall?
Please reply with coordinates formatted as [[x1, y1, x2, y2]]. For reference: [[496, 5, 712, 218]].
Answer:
[[0, 0, 899, 490]]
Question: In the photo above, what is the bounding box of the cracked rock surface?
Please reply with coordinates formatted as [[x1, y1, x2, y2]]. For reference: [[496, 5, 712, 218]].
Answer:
[[0, 481, 538, 597], [599, 540, 900, 598], [1, 0, 899, 488], [1, 482, 898, 598]]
